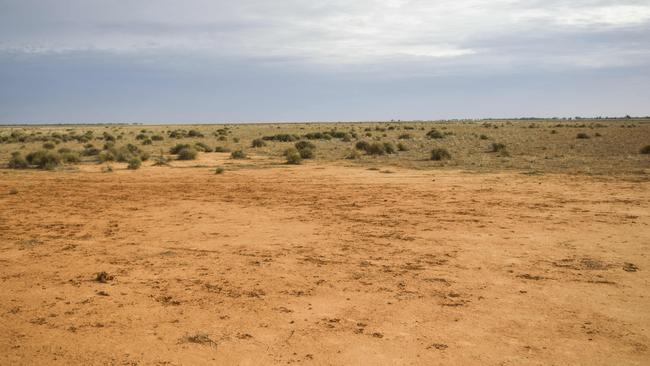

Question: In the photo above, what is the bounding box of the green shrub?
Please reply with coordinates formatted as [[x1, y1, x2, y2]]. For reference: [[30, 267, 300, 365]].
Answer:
[[383, 142, 396, 154], [142, 138, 152, 145], [26, 150, 61, 170], [430, 148, 451, 161], [61, 152, 81, 164], [398, 133, 411, 139], [251, 138, 266, 148], [640, 145, 650, 154], [188, 129, 204, 138], [177, 147, 198, 160], [151, 135, 164, 141], [102, 132, 116, 142], [170, 144, 191, 154], [194, 142, 213, 152], [98, 151, 115, 162], [8, 152, 28, 169], [355, 141, 370, 151], [366, 142, 386, 155], [397, 142, 408, 151], [479, 134, 489, 140], [295, 141, 315, 150], [114, 145, 140, 162], [57, 147, 72, 154], [426, 128, 444, 139], [284, 148, 302, 164], [298, 147, 314, 159], [127, 157, 142, 169], [214, 146, 231, 153], [262, 134, 299, 142], [230, 149, 247, 159], [215, 166, 225, 174]]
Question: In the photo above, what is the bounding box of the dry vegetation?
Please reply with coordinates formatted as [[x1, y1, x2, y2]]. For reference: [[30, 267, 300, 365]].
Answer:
[[0, 118, 649, 365], [1, 118, 649, 174]]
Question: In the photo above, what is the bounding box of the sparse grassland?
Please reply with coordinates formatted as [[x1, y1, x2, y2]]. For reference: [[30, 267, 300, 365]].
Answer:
[[0, 118, 648, 173]]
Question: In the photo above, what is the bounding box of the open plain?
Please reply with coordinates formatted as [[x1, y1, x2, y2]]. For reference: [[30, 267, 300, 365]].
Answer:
[[1, 120, 649, 365]]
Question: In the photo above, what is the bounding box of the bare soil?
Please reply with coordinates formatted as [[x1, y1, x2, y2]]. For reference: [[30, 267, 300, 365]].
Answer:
[[1, 157, 649, 365]]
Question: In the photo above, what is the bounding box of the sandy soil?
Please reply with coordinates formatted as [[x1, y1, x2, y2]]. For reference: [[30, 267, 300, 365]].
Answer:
[[1, 156, 649, 365]]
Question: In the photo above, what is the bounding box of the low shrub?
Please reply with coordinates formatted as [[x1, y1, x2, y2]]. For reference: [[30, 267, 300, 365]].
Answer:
[[366, 142, 386, 155], [284, 148, 302, 164], [26, 150, 61, 170], [576, 132, 590, 139], [61, 152, 81, 163], [98, 150, 115, 162], [230, 149, 247, 159], [251, 138, 266, 148], [397, 142, 408, 151], [177, 147, 198, 160], [127, 157, 142, 169], [194, 142, 213, 152], [398, 133, 411, 139], [355, 141, 370, 151], [298, 147, 314, 159], [8, 152, 28, 169], [215, 166, 225, 174], [479, 134, 489, 140], [490, 142, 510, 157], [170, 143, 191, 154], [430, 148, 451, 161], [383, 142, 396, 154], [262, 134, 299, 142], [214, 146, 231, 153], [43, 142, 55, 150], [295, 141, 315, 150], [426, 128, 444, 139], [188, 129, 204, 138]]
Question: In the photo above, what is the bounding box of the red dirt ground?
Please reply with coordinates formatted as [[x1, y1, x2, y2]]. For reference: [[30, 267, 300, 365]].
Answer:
[[1, 159, 649, 365]]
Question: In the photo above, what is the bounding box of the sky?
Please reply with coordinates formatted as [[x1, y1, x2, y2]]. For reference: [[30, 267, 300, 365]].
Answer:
[[1, 0, 649, 124]]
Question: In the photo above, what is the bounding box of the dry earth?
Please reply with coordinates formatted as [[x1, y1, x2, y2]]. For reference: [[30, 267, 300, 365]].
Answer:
[[1, 155, 649, 365]]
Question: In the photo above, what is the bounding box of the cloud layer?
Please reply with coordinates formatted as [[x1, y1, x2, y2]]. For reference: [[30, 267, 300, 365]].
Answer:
[[1, 0, 649, 122]]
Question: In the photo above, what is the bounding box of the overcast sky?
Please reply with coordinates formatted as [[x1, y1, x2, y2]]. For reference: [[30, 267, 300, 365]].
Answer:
[[1, 0, 649, 123]]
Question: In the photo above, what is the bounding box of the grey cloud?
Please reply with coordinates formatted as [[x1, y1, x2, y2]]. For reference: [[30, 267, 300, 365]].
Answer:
[[0, 0, 648, 122]]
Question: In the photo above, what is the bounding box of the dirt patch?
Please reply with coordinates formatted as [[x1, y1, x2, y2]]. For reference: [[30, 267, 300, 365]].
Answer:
[[0, 164, 648, 365]]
